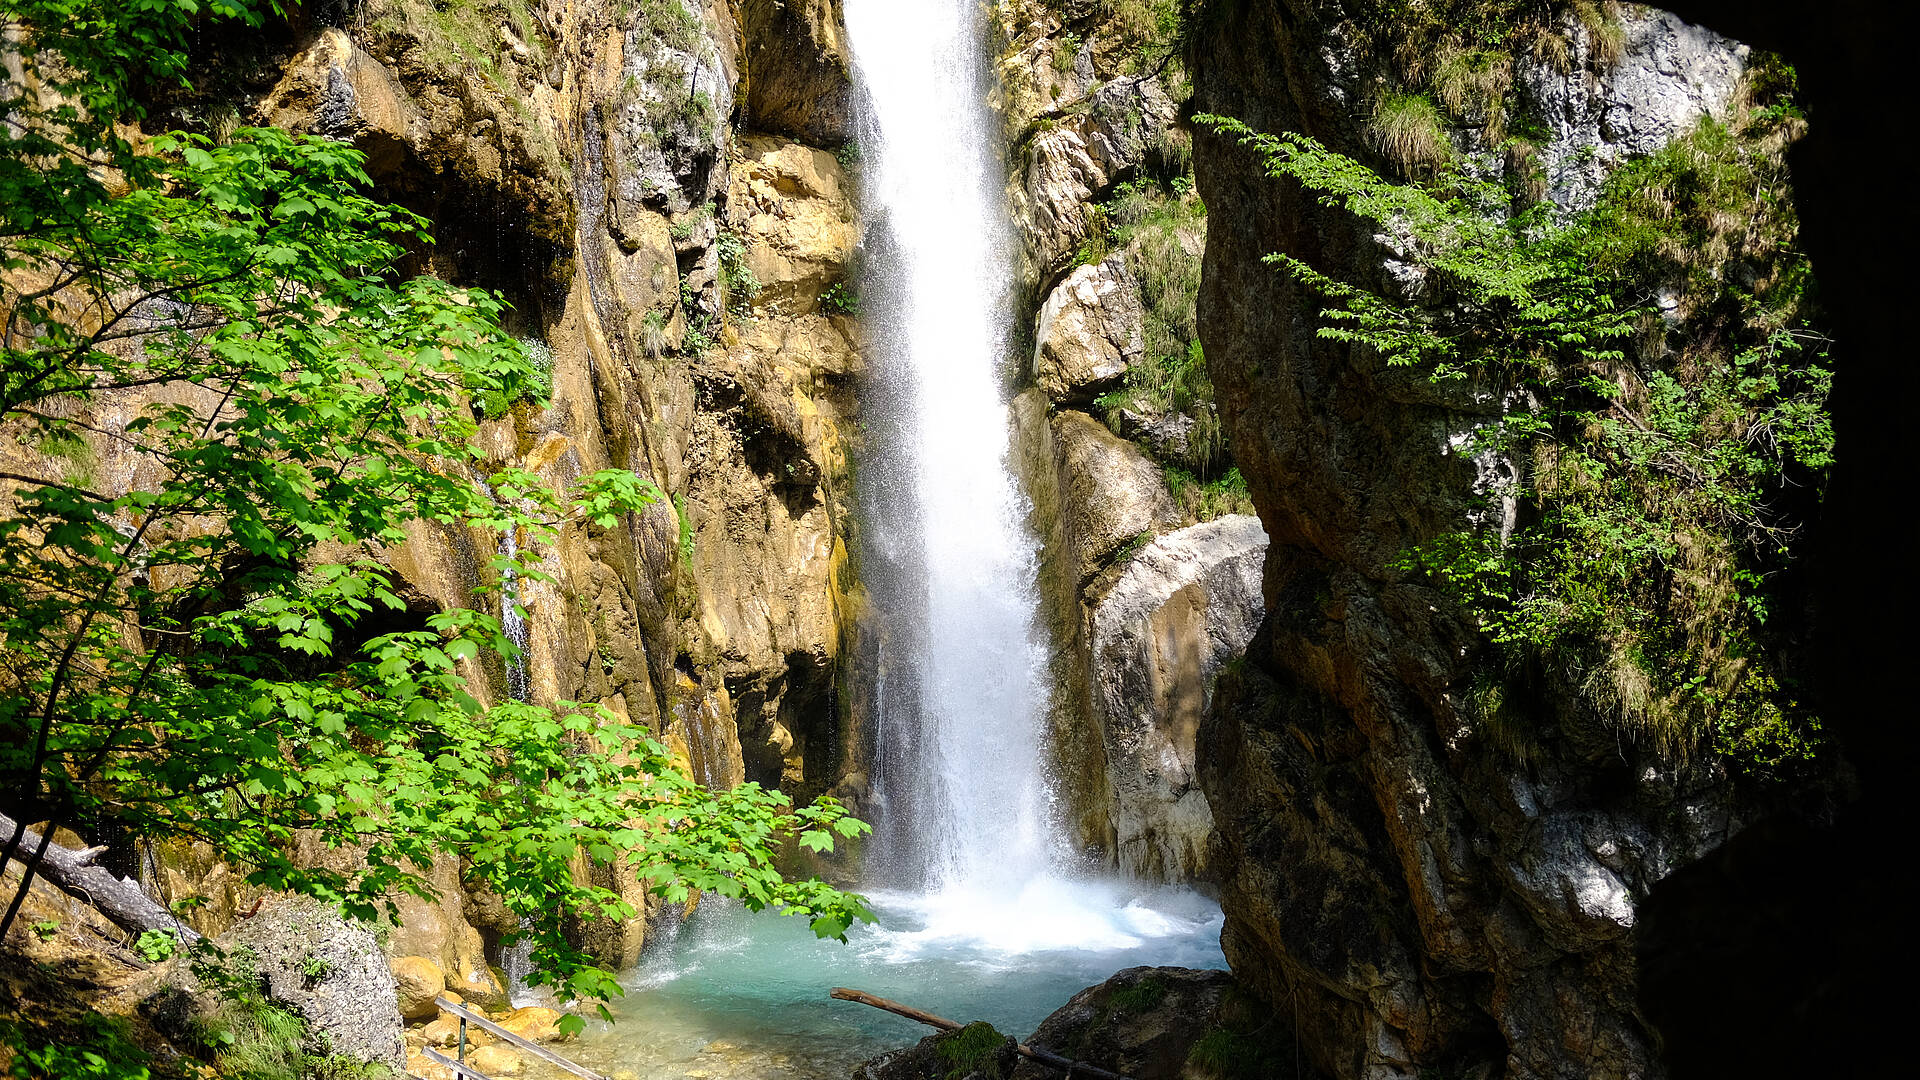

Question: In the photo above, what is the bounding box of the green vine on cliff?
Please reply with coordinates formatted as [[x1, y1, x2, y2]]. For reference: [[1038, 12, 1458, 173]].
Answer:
[[1200, 104, 1831, 773]]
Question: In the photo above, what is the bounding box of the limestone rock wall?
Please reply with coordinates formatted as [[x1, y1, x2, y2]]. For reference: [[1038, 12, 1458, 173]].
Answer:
[[995, 1, 1260, 881], [1189, 2, 1769, 1077], [0, 0, 873, 987], [1090, 516, 1266, 881]]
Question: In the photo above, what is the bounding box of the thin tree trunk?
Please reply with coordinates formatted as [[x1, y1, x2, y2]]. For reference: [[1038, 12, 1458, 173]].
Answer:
[[0, 811, 199, 943], [829, 987, 1135, 1080]]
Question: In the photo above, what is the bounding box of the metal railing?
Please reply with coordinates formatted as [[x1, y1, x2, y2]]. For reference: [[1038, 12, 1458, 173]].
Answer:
[[415, 995, 611, 1080]]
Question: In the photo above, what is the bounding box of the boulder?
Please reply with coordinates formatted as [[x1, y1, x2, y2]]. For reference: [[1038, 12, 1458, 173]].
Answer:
[[391, 955, 444, 1021], [1032, 256, 1145, 405], [221, 896, 405, 1070], [447, 954, 512, 1012], [496, 1006, 566, 1043], [469, 1043, 523, 1075], [1046, 409, 1180, 587], [407, 1051, 456, 1080], [1112, 407, 1195, 462], [1090, 515, 1268, 880], [421, 1013, 492, 1049], [1010, 967, 1258, 1080], [854, 1022, 1018, 1080]]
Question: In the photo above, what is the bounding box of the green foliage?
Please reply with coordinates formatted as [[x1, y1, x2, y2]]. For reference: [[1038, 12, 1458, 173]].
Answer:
[[134, 930, 180, 964], [1104, 976, 1168, 1015], [180, 949, 316, 1080], [1200, 111, 1830, 772], [0, 1012, 153, 1080], [935, 1023, 1009, 1080], [670, 203, 711, 243], [1113, 530, 1155, 568], [29, 919, 60, 942], [673, 493, 696, 570], [1086, 178, 1229, 478], [716, 228, 760, 316], [0, 0, 871, 1020], [1165, 466, 1253, 522], [681, 276, 717, 353], [820, 281, 862, 317], [641, 309, 671, 359], [1054, 32, 1083, 73]]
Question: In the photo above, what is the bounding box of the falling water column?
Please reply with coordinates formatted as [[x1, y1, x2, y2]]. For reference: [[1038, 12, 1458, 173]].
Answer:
[[843, 0, 1058, 893]]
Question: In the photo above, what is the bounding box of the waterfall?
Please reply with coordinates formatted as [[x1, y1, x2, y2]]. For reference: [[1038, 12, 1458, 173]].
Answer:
[[844, 0, 1058, 893], [500, 525, 531, 704]]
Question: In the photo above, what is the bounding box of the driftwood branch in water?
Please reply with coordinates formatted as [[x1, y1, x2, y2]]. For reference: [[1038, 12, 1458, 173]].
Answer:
[[0, 811, 199, 943], [829, 987, 1135, 1080]]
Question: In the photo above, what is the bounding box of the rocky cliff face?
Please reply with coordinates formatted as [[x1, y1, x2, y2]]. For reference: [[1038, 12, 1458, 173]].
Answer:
[[0, 0, 871, 991], [1189, 2, 1793, 1078], [994, 1, 1265, 881]]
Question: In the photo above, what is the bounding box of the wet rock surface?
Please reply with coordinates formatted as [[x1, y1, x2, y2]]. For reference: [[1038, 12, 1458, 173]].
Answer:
[[854, 1022, 1019, 1080], [1011, 965, 1315, 1080]]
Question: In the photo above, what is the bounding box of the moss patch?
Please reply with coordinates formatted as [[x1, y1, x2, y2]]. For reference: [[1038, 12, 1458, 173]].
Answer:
[[936, 1022, 1012, 1080]]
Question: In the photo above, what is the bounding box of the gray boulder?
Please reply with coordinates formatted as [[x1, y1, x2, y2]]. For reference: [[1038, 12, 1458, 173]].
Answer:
[[1090, 515, 1267, 880], [224, 896, 406, 1070], [1033, 256, 1147, 405]]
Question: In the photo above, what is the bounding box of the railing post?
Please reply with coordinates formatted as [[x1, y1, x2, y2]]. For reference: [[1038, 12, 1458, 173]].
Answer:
[[459, 1015, 468, 1064]]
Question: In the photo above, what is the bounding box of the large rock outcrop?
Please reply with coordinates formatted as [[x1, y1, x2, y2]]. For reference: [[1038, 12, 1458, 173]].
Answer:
[[1010, 967, 1254, 1080], [1190, 3, 1766, 1078], [1032, 256, 1145, 405], [1090, 516, 1267, 881], [0, 0, 872, 986]]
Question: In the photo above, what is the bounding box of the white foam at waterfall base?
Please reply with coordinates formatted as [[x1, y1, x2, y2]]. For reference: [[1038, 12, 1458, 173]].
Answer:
[[862, 878, 1225, 961]]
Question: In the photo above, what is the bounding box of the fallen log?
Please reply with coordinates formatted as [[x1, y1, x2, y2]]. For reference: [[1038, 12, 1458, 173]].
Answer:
[[830, 987, 1135, 1080], [0, 811, 199, 944]]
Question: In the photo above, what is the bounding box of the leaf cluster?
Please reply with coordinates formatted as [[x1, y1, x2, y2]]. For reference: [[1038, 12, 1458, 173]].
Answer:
[[1200, 112, 1830, 771]]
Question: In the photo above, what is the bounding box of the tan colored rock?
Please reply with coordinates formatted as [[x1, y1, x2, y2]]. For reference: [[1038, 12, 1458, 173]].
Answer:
[[1049, 410, 1179, 587], [421, 1014, 492, 1050], [469, 1044, 522, 1075], [496, 1006, 566, 1044], [732, 135, 860, 311], [259, 29, 418, 176], [406, 1052, 454, 1080], [391, 956, 445, 1021], [1033, 256, 1144, 404], [447, 955, 511, 1012]]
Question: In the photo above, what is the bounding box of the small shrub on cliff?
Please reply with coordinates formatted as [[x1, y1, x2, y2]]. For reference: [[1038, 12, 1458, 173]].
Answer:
[[1200, 105, 1830, 774]]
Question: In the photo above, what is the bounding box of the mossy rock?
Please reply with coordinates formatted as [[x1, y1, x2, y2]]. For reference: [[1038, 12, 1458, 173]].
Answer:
[[852, 1021, 1017, 1080]]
